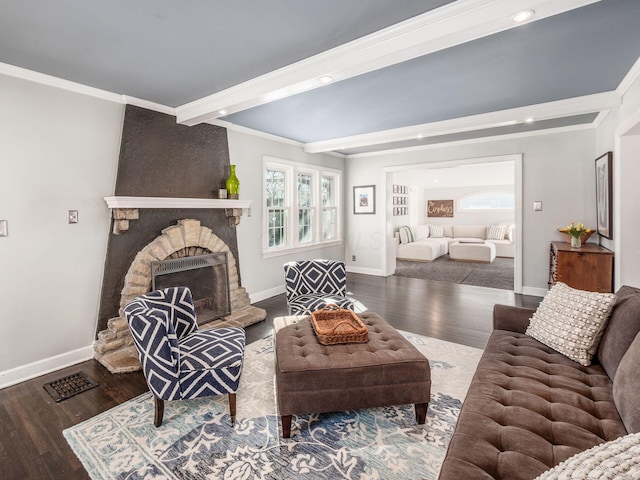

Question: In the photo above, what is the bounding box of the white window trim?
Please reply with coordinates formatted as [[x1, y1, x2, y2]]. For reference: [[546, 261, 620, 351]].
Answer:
[[263, 156, 342, 258]]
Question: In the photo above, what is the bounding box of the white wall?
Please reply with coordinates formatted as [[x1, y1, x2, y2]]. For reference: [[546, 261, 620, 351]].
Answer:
[[596, 69, 640, 288], [345, 129, 597, 292], [227, 129, 346, 300], [0, 74, 124, 385]]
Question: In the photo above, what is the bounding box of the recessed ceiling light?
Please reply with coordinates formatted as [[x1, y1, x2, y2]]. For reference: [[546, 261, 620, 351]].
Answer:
[[417, 134, 424, 139], [525, 117, 534, 123], [218, 109, 228, 115], [319, 75, 334, 84], [511, 9, 534, 23]]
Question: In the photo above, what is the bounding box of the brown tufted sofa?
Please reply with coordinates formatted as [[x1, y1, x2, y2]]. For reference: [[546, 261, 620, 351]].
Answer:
[[439, 285, 640, 480]]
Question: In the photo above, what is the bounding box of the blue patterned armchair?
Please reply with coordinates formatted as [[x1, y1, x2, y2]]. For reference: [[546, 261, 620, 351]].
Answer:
[[124, 286, 245, 427], [283, 259, 355, 315]]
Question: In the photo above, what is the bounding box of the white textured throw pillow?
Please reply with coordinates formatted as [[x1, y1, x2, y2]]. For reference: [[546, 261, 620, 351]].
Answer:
[[414, 224, 430, 241], [526, 282, 616, 366], [429, 224, 444, 238], [535, 433, 640, 480], [486, 224, 507, 240], [398, 226, 414, 244]]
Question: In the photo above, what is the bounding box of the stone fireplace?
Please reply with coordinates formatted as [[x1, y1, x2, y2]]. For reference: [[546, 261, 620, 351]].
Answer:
[[94, 219, 266, 373], [94, 105, 266, 373]]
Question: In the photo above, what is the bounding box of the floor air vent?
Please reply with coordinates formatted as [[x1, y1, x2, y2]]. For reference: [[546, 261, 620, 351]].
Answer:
[[43, 371, 99, 402]]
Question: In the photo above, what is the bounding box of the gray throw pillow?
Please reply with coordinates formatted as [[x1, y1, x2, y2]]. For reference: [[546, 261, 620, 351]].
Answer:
[[613, 331, 640, 433]]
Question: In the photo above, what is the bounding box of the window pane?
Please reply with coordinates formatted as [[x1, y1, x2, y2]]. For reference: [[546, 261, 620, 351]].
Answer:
[[266, 169, 286, 208], [322, 207, 336, 240], [459, 192, 514, 210], [322, 176, 334, 207], [298, 209, 314, 243], [264, 160, 341, 253], [298, 174, 312, 207], [268, 209, 286, 247]]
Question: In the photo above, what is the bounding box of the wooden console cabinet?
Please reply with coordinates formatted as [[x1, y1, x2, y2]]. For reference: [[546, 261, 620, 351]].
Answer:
[[549, 242, 613, 293]]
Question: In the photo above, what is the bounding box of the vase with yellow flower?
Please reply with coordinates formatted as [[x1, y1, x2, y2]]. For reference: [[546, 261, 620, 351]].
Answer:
[[559, 221, 593, 248]]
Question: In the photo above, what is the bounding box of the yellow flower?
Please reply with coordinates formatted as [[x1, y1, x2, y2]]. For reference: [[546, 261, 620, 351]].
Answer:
[[565, 221, 589, 238]]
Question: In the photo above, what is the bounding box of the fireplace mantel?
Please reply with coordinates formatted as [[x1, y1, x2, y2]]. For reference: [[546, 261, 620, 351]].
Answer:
[[104, 196, 251, 209], [104, 196, 252, 234]]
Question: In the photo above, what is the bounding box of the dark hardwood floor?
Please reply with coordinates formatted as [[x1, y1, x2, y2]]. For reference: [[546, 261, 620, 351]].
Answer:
[[0, 274, 541, 479]]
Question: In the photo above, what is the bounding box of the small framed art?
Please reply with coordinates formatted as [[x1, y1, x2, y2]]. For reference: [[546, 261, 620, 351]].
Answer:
[[353, 185, 376, 214], [595, 152, 613, 239]]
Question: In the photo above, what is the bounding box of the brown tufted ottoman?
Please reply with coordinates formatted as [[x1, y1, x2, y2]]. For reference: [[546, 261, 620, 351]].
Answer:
[[274, 312, 431, 438]]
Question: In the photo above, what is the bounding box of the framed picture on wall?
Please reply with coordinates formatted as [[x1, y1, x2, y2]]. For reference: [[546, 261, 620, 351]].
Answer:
[[427, 199, 454, 218], [353, 185, 376, 214], [595, 152, 613, 239]]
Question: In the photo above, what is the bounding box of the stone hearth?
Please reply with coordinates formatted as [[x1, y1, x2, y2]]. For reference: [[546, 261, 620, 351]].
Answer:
[[95, 218, 266, 373]]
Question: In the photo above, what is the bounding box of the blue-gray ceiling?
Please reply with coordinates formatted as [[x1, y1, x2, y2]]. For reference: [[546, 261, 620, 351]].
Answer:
[[224, 0, 640, 142], [0, 0, 450, 106], [1, 0, 639, 153]]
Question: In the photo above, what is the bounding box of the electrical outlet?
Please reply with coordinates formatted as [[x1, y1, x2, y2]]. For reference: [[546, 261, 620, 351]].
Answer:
[[352, 255, 356, 261], [0, 220, 7, 237], [68, 210, 79, 224]]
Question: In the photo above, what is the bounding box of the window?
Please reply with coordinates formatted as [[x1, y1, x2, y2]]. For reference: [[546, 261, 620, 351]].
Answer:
[[266, 169, 287, 248], [297, 173, 314, 243], [322, 176, 337, 241], [264, 157, 341, 256], [458, 192, 514, 211]]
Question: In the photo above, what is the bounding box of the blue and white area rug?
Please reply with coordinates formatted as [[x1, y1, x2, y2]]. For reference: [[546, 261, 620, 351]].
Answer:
[[64, 332, 482, 479]]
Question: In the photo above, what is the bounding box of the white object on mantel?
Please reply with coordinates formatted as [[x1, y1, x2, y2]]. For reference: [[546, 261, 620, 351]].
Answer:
[[104, 196, 251, 209], [104, 196, 252, 234]]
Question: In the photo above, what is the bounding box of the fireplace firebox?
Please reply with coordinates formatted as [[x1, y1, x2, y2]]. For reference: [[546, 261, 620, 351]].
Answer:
[[151, 252, 231, 325]]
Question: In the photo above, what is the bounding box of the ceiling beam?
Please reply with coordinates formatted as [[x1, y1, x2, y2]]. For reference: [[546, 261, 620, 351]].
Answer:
[[176, 0, 600, 126], [303, 92, 620, 153]]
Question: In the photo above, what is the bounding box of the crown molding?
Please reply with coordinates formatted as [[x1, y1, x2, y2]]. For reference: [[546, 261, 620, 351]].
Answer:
[[345, 123, 595, 159], [122, 95, 176, 116], [0, 62, 123, 103], [176, 0, 599, 126], [306, 91, 619, 154], [593, 110, 611, 129], [616, 54, 640, 97], [210, 119, 304, 147], [0, 62, 180, 118], [214, 119, 345, 158]]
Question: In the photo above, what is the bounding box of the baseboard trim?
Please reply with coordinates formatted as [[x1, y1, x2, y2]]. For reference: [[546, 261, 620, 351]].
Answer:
[[249, 284, 285, 303], [522, 286, 547, 298], [0, 345, 94, 390], [346, 266, 386, 276]]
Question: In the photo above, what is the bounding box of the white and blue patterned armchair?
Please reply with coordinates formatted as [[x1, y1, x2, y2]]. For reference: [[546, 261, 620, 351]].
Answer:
[[283, 259, 355, 315], [124, 286, 245, 427]]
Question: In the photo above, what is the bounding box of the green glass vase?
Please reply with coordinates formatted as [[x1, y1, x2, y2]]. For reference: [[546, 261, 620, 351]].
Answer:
[[226, 164, 240, 199]]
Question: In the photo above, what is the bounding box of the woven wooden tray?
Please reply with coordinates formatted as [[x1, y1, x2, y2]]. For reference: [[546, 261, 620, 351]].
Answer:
[[310, 304, 368, 345]]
